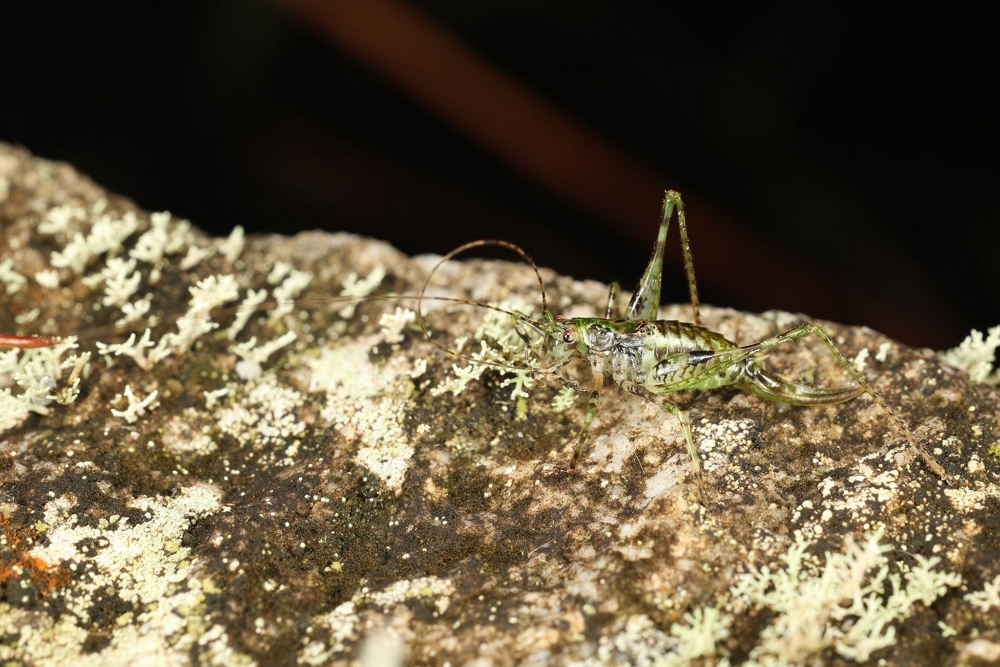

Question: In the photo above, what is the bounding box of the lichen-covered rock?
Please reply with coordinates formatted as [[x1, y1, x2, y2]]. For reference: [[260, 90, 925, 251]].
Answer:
[[0, 142, 998, 665]]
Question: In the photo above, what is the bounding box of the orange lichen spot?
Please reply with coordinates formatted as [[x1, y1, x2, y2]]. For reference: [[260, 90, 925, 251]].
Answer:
[[0, 514, 71, 597]]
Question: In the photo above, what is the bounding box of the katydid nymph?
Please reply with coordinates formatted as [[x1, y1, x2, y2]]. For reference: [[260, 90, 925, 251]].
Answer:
[[418, 191, 950, 502]]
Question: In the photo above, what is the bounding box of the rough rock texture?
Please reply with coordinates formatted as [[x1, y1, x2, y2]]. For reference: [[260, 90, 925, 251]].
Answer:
[[0, 142, 998, 666]]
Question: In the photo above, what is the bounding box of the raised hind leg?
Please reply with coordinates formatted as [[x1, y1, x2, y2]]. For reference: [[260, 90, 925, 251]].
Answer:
[[625, 191, 701, 326], [604, 282, 620, 319], [740, 322, 950, 482]]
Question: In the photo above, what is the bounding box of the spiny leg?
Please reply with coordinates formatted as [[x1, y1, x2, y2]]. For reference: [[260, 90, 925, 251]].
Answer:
[[570, 373, 604, 469], [622, 382, 708, 503], [743, 322, 950, 482], [625, 191, 701, 326], [604, 281, 620, 319]]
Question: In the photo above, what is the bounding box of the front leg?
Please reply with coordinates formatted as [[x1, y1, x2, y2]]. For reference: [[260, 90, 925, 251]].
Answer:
[[621, 381, 708, 504], [570, 372, 604, 469]]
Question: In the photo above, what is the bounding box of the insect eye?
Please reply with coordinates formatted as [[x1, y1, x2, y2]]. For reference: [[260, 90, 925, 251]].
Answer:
[[562, 329, 576, 343]]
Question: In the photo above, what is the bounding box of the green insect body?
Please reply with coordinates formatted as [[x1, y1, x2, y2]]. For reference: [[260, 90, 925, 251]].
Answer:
[[424, 191, 950, 502]]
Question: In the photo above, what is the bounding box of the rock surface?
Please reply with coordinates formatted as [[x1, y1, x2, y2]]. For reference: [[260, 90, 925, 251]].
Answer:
[[0, 142, 998, 665]]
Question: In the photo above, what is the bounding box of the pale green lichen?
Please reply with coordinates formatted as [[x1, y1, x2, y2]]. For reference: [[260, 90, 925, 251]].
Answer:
[[965, 573, 1000, 612], [227, 288, 269, 340], [219, 224, 245, 263], [0, 337, 84, 432], [306, 336, 416, 491], [338, 267, 385, 319], [231, 331, 298, 381], [728, 530, 962, 664], [299, 576, 454, 664], [0, 257, 27, 294], [942, 325, 1000, 384], [429, 302, 537, 407], [215, 373, 307, 459], [110, 384, 159, 424], [551, 385, 578, 413], [596, 531, 962, 665], [6, 485, 248, 666], [378, 306, 416, 344]]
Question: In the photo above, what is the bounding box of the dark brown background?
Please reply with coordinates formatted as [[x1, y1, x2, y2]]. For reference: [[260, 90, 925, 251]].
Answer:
[[3, 2, 996, 349]]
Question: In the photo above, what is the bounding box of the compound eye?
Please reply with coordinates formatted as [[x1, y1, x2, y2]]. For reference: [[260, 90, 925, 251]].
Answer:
[[562, 329, 576, 344]]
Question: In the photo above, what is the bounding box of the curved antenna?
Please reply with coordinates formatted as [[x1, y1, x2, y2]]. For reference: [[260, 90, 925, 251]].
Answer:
[[51, 241, 556, 377], [417, 239, 550, 372]]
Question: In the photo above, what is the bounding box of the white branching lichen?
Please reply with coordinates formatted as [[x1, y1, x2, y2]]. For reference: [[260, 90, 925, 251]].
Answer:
[[337, 267, 385, 319], [0, 258, 28, 294], [728, 530, 962, 663], [38, 203, 87, 234], [111, 384, 159, 424], [100, 257, 142, 308], [231, 332, 298, 381], [942, 325, 1000, 385], [180, 244, 213, 270], [219, 225, 245, 263], [130, 210, 194, 283], [270, 269, 312, 320], [267, 261, 292, 285], [97, 329, 158, 370], [965, 574, 1000, 612], [227, 288, 269, 340], [0, 337, 82, 431], [34, 268, 60, 288], [551, 386, 578, 413], [852, 347, 870, 373], [50, 211, 140, 274], [378, 307, 416, 344], [115, 296, 152, 326], [160, 274, 241, 355], [204, 387, 230, 409]]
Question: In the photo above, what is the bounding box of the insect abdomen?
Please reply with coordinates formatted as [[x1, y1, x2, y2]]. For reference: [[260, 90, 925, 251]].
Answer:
[[600, 320, 738, 389], [646, 321, 741, 389]]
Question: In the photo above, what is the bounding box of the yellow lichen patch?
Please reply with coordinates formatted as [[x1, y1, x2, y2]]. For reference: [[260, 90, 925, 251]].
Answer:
[[11, 485, 238, 664]]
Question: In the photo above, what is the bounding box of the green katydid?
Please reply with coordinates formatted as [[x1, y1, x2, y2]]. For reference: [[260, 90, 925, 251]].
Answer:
[[417, 192, 951, 502]]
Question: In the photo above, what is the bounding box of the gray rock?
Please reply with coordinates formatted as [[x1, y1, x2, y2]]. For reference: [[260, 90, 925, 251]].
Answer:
[[0, 143, 996, 666]]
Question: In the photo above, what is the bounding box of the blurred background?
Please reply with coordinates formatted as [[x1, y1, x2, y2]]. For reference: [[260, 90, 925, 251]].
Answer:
[[3, 1, 997, 349]]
